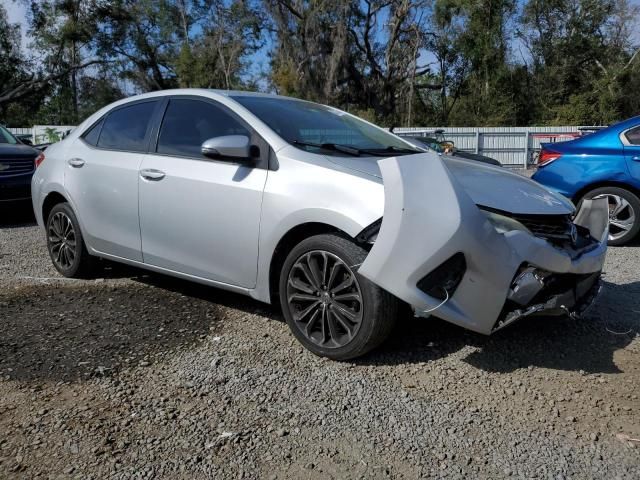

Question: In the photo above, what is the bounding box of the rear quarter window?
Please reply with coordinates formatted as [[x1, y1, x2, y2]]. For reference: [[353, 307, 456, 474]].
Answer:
[[81, 118, 104, 146], [97, 101, 157, 152], [625, 126, 640, 145]]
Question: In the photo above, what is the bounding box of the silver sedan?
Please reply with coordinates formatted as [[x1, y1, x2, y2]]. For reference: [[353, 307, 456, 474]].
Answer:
[[31, 89, 609, 359]]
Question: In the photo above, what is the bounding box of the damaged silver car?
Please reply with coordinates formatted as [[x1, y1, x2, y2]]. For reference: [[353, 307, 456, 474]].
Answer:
[[31, 90, 609, 359]]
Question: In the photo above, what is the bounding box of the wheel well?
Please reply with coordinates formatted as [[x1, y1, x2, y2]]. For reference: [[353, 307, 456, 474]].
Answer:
[[268, 223, 348, 304], [42, 192, 68, 223], [573, 181, 640, 204]]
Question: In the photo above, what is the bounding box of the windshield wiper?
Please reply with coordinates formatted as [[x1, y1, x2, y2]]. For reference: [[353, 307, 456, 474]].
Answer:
[[292, 140, 361, 156], [292, 141, 421, 157], [358, 146, 422, 156]]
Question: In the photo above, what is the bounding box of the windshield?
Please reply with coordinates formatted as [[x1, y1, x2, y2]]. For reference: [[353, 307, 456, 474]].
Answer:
[[0, 126, 18, 145], [231, 96, 421, 156]]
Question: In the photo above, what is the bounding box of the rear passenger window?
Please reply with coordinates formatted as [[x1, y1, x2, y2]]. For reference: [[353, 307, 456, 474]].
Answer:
[[156, 99, 249, 158], [97, 101, 156, 152], [82, 118, 104, 146], [625, 126, 640, 145]]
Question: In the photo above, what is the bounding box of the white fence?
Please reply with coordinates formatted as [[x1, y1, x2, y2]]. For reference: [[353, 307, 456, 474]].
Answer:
[[394, 126, 602, 168], [8, 125, 76, 145]]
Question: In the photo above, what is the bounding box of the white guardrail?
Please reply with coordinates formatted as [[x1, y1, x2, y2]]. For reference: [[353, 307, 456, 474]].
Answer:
[[9, 125, 603, 168]]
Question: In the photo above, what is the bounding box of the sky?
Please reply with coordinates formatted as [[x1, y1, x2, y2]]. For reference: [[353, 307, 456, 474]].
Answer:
[[4, 0, 29, 49]]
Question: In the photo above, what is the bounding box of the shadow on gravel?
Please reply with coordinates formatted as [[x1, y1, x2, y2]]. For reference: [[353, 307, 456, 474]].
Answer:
[[2, 257, 636, 381], [0, 281, 226, 382], [0, 201, 36, 228], [358, 280, 638, 374], [133, 273, 281, 320]]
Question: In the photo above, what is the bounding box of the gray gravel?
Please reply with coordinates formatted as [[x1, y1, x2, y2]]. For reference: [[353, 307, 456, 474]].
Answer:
[[1, 206, 639, 479]]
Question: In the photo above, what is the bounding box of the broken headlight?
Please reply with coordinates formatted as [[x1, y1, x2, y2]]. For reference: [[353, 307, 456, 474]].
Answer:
[[482, 210, 531, 235]]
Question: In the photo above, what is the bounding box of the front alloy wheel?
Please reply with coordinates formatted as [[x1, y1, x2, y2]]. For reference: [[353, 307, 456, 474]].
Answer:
[[286, 250, 364, 348], [279, 233, 397, 360]]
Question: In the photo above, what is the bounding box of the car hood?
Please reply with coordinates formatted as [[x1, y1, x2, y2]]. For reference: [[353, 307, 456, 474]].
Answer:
[[327, 152, 575, 215], [0, 143, 39, 159]]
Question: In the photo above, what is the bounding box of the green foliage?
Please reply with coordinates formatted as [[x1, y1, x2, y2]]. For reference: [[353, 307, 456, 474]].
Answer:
[[1, 0, 639, 127], [43, 127, 61, 143]]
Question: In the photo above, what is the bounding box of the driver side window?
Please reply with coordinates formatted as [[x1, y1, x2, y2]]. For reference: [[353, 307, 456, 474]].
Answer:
[[156, 99, 249, 158]]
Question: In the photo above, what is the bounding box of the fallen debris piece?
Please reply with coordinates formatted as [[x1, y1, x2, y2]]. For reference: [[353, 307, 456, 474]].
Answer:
[[615, 433, 640, 443]]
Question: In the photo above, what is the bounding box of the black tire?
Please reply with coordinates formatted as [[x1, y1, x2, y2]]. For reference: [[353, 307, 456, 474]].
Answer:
[[580, 187, 640, 246], [46, 202, 97, 278], [279, 233, 398, 360]]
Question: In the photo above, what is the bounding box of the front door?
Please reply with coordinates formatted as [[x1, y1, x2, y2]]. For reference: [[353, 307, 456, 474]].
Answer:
[[64, 100, 158, 261], [138, 97, 268, 288]]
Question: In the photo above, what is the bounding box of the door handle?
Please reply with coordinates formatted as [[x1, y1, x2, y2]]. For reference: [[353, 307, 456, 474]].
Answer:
[[67, 158, 85, 168], [140, 169, 166, 181], [632, 156, 640, 162]]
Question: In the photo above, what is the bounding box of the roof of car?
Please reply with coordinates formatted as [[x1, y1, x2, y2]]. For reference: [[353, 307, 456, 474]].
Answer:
[[212, 89, 286, 99], [117, 89, 307, 107]]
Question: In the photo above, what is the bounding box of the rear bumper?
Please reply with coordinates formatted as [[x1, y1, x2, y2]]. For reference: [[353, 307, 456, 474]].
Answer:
[[358, 156, 608, 335]]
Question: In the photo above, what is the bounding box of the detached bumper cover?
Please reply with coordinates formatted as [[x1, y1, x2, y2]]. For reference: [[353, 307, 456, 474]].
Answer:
[[358, 155, 608, 335]]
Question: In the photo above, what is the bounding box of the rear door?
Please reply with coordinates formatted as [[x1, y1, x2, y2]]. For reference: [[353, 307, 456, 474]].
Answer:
[[65, 100, 159, 261], [138, 96, 268, 288], [622, 125, 640, 181]]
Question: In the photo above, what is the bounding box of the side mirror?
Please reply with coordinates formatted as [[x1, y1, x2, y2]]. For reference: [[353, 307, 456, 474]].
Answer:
[[201, 135, 251, 162]]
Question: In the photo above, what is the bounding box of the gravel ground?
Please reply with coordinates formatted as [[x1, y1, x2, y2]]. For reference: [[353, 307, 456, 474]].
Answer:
[[0, 203, 639, 479]]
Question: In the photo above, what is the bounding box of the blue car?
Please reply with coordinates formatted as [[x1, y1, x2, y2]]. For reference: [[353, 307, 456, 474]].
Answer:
[[532, 116, 640, 245]]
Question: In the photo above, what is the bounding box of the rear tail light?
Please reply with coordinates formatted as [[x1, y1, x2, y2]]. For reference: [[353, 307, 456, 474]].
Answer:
[[34, 152, 45, 168], [537, 149, 561, 167]]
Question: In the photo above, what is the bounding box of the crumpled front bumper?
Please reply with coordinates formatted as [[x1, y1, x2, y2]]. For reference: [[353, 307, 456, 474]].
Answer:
[[358, 156, 608, 335]]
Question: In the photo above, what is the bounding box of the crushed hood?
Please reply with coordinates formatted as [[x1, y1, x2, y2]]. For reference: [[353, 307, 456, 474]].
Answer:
[[327, 152, 575, 215]]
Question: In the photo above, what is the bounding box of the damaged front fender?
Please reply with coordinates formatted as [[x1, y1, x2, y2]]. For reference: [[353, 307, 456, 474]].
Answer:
[[358, 154, 520, 334], [358, 154, 608, 335]]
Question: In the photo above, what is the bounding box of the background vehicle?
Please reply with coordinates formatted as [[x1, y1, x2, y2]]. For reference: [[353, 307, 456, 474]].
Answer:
[[400, 134, 501, 166], [533, 116, 640, 245], [0, 125, 42, 202], [32, 89, 607, 360], [14, 133, 34, 146]]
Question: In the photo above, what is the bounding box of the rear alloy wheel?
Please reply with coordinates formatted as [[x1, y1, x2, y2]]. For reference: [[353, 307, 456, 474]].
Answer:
[[582, 187, 640, 246], [279, 233, 397, 360], [46, 202, 96, 278]]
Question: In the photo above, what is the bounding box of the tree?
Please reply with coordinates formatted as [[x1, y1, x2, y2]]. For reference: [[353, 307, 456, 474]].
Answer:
[[443, 0, 520, 125], [266, 0, 435, 125], [0, 1, 100, 121], [177, 0, 263, 89], [96, 0, 181, 91], [520, 0, 640, 124], [420, 0, 468, 125], [3, 0, 640, 128], [0, 3, 32, 120], [96, 0, 262, 92]]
